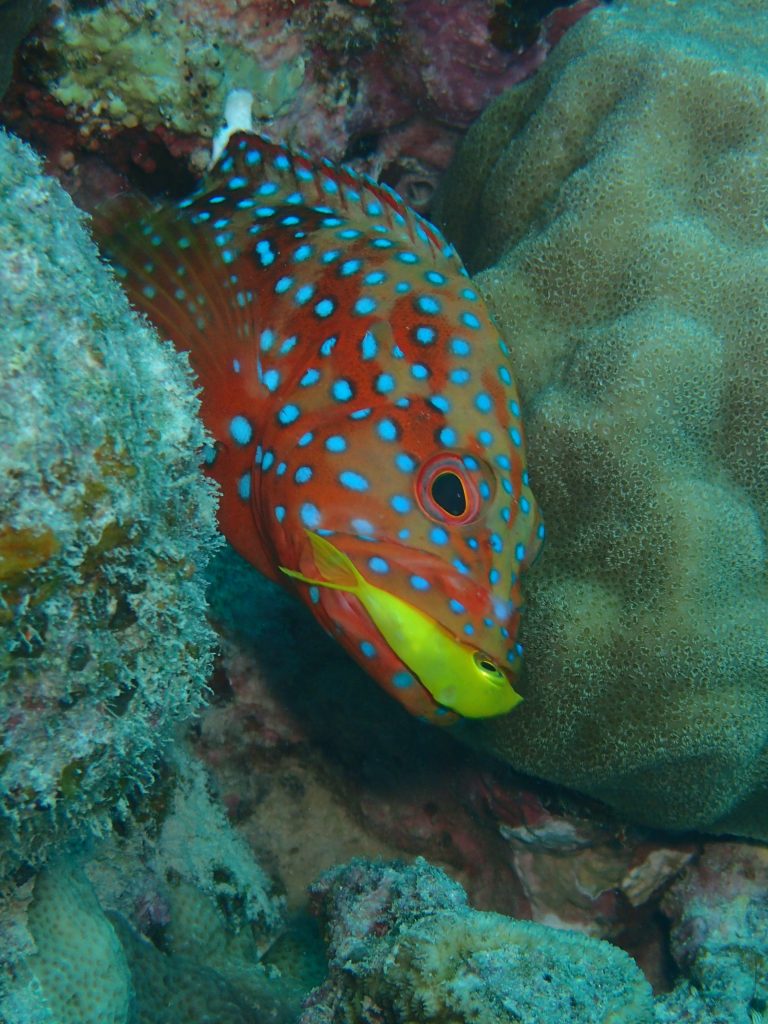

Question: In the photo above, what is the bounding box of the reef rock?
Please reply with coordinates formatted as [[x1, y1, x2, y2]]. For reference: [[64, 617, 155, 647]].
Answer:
[[0, 129, 220, 877], [656, 842, 768, 1023], [301, 857, 654, 1024], [433, 0, 768, 837]]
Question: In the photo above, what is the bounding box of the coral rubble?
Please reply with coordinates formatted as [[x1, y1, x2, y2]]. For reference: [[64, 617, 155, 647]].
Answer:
[[433, 0, 768, 837], [0, 128, 220, 877]]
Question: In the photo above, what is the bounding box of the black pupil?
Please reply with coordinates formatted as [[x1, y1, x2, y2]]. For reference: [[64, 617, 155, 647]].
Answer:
[[432, 472, 466, 517], [479, 660, 495, 672]]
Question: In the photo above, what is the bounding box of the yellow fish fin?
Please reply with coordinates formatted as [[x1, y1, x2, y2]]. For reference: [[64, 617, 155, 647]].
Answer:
[[279, 531, 362, 593]]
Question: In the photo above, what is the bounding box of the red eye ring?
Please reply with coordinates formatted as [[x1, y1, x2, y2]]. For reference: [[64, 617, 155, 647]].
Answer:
[[416, 452, 483, 525]]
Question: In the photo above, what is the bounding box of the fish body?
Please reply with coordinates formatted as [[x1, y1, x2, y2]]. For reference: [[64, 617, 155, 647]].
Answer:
[[98, 125, 543, 724]]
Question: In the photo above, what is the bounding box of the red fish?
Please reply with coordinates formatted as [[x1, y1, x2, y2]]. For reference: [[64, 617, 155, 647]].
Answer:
[[96, 106, 543, 724]]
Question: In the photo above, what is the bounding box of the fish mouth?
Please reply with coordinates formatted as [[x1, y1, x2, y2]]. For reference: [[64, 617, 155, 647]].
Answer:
[[285, 530, 521, 719]]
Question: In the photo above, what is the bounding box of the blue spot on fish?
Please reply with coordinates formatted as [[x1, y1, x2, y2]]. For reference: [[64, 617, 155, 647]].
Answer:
[[354, 296, 377, 315], [301, 503, 321, 529], [332, 379, 354, 402], [278, 404, 300, 425], [377, 419, 398, 441], [315, 298, 335, 318], [230, 415, 252, 445], [340, 470, 369, 491], [450, 338, 471, 357], [393, 671, 414, 689]]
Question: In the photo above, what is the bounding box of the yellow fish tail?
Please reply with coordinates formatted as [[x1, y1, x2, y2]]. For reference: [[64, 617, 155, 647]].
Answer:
[[279, 530, 361, 592]]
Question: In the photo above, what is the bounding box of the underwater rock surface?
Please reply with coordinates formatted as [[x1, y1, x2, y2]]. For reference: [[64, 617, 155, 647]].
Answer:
[[0, 130, 220, 878], [302, 857, 655, 1024], [433, 0, 768, 837], [8, 0, 599, 211], [2, 751, 293, 1024], [0, 0, 47, 100]]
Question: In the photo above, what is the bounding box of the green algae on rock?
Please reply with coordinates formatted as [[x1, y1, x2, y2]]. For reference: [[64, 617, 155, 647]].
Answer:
[[0, 130, 220, 878], [32, 0, 304, 137], [432, 0, 768, 837]]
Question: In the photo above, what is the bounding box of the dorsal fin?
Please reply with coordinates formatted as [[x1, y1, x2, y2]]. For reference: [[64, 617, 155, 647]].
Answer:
[[202, 130, 454, 260]]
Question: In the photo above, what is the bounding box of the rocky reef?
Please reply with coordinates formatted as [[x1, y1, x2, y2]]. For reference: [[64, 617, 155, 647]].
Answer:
[[0, 128, 219, 877], [0, 0, 46, 99], [2, 0, 599, 210], [302, 857, 655, 1024], [2, 750, 294, 1024], [433, 0, 768, 838], [1, 0, 767, 1021]]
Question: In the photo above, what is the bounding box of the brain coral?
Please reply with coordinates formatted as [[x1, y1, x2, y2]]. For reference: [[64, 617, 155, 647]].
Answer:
[[0, 129, 219, 877], [432, 0, 768, 837]]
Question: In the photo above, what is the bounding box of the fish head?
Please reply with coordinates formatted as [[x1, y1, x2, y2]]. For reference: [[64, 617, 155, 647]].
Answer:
[[258, 310, 543, 723]]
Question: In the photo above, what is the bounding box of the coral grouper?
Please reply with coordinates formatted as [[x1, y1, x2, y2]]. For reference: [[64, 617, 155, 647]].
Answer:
[[97, 93, 543, 725]]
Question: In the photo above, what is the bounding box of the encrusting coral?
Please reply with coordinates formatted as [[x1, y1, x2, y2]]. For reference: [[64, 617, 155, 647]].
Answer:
[[0, 128, 220, 878], [432, 0, 768, 838], [25, 863, 132, 1024]]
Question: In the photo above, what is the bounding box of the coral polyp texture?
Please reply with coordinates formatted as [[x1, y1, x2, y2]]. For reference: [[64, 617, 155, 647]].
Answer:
[[432, 0, 768, 837], [0, 129, 219, 878], [301, 857, 654, 1024]]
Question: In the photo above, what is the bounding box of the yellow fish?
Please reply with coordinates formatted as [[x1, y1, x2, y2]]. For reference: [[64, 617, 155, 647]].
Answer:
[[281, 531, 522, 718]]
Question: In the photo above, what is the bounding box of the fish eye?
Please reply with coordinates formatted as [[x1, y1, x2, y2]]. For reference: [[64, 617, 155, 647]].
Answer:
[[431, 471, 467, 517], [415, 451, 494, 526], [473, 651, 506, 681]]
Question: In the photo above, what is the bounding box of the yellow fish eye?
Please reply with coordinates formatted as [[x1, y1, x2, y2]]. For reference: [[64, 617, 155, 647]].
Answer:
[[472, 651, 507, 685]]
